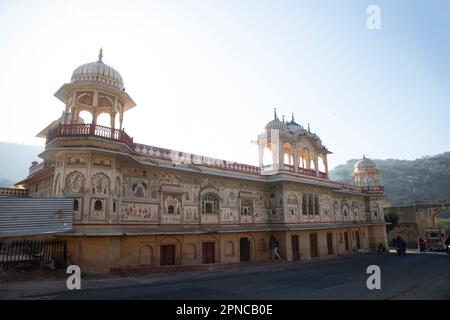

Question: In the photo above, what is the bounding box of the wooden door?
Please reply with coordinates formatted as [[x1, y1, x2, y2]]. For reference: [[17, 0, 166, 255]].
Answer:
[[202, 242, 215, 264], [326, 233, 333, 255], [310, 233, 318, 258], [240, 237, 251, 262], [160, 245, 176, 265], [356, 231, 361, 249], [291, 235, 300, 261], [344, 232, 350, 251]]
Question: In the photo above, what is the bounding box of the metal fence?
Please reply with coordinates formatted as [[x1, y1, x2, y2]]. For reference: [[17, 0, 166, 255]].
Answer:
[[0, 198, 74, 237], [0, 239, 67, 271]]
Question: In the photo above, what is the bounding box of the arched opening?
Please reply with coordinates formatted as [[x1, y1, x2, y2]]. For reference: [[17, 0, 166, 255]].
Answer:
[[97, 112, 111, 127], [309, 151, 316, 173], [283, 143, 293, 166], [433, 210, 450, 229], [296, 149, 305, 170], [302, 148, 310, 169], [78, 110, 92, 124], [318, 155, 326, 173], [263, 146, 273, 166]]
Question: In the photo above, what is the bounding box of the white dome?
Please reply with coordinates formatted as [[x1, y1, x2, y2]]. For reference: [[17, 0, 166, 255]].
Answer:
[[265, 118, 288, 130], [71, 49, 124, 90], [265, 108, 288, 130]]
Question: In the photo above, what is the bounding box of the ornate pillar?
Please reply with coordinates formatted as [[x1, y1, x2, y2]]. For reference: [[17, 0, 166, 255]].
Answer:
[[119, 110, 124, 130], [315, 156, 319, 177], [258, 143, 264, 167], [92, 91, 98, 124]]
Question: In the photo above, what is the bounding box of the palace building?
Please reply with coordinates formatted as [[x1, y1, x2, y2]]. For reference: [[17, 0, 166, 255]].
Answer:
[[15, 51, 388, 273]]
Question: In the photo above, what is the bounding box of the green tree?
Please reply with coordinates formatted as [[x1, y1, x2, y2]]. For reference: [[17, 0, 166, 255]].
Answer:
[[384, 212, 399, 232]]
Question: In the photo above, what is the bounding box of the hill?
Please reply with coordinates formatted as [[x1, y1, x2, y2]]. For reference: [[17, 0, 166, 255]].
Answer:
[[329, 152, 450, 206], [0, 142, 44, 187]]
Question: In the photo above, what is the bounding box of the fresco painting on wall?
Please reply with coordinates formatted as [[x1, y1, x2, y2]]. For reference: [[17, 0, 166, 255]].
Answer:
[[67, 156, 87, 165], [65, 171, 85, 194], [221, 208, 239, 223], [132, 180, 148, 198], [91, 173, 110, 194], [183, 206, 199, 222], [121, 202, 158, 222]]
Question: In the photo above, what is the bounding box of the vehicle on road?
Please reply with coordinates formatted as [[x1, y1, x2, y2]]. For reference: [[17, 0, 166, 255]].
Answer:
[[425, 228, 447, 251]]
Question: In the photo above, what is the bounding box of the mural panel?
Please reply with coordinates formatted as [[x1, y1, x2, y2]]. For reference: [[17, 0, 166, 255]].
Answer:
[[183, 205, 199, 223], [121, 202, 158, 222], [221, 208, 239, 223], [65, 171, 85, 194]]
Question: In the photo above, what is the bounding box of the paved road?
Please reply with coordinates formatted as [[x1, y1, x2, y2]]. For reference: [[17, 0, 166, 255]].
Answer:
[[3, 252, 450, 300]]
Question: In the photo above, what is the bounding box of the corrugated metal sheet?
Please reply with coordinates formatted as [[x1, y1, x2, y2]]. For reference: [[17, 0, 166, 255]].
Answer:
[[0, 198, 74, 238]]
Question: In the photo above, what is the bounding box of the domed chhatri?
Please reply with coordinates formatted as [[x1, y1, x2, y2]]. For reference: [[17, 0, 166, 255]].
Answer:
[[47, 49, 136, 137], [354, 155, 378, 173], [265, 108, 288, 130], [71, 49, 124, 90], [258, 108, 331, 178], [353, 155, 380, 186]]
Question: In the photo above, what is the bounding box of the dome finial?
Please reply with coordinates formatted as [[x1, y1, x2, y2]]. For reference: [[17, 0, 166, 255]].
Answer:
[[274, 107, 278, 120], [363, 154, 366, 159], [98, 48, 103, 63], [291, 113, 295, 122], [307, 122, 310, 132], [282, 115, 285, 123]]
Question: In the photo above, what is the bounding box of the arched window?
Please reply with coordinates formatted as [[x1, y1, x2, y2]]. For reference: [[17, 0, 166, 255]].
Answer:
[[302, 194, 308, 215], [308, 194, 314, 215], [201, 193, 220, 214], [314, 195, 319, 215]]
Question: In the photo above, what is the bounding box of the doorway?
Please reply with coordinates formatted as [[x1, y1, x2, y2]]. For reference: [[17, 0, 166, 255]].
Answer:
[[202, 242, 216, 264], [240, 237, 251, 262], [326, 233, 334, 255], [160, 245, 176, 265], [309, 233, 318, 258], [291, 235, 300, 261], [356, 231, 361, 249], [344, 232, 350, 251]]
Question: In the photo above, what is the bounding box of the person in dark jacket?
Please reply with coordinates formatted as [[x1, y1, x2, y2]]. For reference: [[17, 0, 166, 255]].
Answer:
[[269, 235, 281, 260]]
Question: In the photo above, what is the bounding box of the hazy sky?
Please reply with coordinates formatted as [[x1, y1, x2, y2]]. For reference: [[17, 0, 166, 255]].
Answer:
[[0, 0, 449, 169]]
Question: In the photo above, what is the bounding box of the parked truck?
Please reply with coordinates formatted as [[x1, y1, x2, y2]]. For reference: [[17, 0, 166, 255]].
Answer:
[[425, 228, 447, 251]]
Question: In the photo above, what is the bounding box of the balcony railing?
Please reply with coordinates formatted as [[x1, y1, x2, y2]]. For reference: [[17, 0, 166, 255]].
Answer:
[[361, 185, 384, 192], [0, 188, 29, 198], [134, 143, 262, 175], [46, 124, 134, 149]]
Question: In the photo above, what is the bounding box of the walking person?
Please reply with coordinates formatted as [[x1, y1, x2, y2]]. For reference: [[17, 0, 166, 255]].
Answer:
[[416, 237, 426, 254], [269, 235, 281, 260]]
